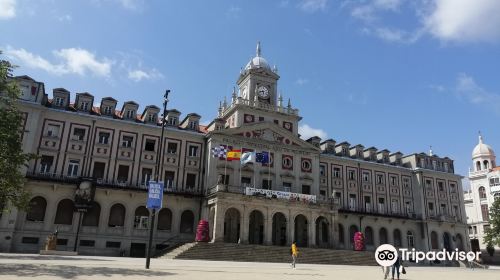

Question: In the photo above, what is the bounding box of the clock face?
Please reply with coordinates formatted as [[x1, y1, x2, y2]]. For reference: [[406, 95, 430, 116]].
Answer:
[[257, 86, 270, 99]]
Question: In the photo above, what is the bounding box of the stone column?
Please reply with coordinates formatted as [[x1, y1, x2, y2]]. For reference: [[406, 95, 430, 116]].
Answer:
[[288, 210, 294, 246], [240, 205, 249, 244], [211, 203, 225, 243], [309, 212, 316, 247], [329, 214, 336, 249], [264, 208, 273, 245]]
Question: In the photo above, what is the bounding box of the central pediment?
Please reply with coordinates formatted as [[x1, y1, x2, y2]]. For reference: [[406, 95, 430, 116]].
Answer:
[[210, 122, 319, 151]]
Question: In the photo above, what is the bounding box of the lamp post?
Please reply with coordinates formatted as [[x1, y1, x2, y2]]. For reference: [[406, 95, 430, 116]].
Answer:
[[145, 89, 170, 269]]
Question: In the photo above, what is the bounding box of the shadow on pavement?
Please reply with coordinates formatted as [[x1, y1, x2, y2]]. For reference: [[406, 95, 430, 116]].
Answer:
[[0, 255, 109, 262], [0, 264, 174, 278]]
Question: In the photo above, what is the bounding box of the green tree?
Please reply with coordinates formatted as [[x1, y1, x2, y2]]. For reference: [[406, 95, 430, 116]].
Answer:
[[484, 198, 500, 248], [0, 52, 36, 210]]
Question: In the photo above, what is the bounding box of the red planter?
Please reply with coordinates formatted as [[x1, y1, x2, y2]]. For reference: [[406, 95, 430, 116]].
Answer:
[[195, 220, 210, 242], [354, 232, 365, 251]]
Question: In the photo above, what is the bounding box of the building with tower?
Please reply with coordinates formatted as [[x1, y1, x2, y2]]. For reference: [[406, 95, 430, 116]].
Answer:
[[465, 134, 500, 252], [0, 43, 468, 257]]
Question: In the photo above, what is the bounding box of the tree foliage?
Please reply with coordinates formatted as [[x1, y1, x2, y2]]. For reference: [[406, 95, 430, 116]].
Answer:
[[0, 52, 36, 210], [484, 198, 500, 247]]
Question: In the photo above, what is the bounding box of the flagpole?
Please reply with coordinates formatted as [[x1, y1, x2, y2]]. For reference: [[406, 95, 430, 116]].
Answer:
[[239, 147, 242, 191], [268, 149, 271, 190]]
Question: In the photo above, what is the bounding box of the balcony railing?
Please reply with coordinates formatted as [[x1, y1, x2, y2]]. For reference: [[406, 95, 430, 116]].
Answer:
[[25, 171, 202, 196], [338, 205, 420, 220]]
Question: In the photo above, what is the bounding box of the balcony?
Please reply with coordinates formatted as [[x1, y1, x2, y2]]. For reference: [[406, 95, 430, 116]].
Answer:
[[469, 169, 488, 178], [338, 205, 419, 220], [25, 171, 203, 196], [223, 97, 299, 116]]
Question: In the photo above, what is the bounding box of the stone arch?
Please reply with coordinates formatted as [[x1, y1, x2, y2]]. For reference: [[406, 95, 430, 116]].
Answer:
[[294, 214, 308, 247], [315, 216, 329, 248], [272, 212, 287, 246], [108, 203, 126, 227], [82, 201, 100, 227], [224, 208, 241, 243], [379, 227, 388, 245], [54, 199, 74, 225], [476, 161, 481, 171], [349, 225, 358, 249], [180, 210, 195, 233], [394, 228, 402, 247], [26, 196, 47, 222], [249, 209, 264, 244], [157, 208, 173, 230], [431, 231, 439, 249], [484, 160, 490, 170], [364, 226, 374, 247]]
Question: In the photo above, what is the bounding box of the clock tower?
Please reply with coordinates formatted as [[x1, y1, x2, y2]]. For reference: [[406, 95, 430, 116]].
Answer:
[[237, 42, 279, 106]]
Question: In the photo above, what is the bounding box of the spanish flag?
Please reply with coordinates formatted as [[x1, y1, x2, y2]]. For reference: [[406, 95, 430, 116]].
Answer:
[[226, 149, 241, 161]]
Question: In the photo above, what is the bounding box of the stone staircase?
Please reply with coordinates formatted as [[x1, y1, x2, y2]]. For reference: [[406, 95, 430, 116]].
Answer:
[[167, 242, 377, 266]]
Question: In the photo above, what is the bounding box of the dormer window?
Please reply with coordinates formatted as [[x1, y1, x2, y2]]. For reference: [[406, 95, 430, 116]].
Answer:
[[188, 121, 198, 130], [103, 106, 112, 115], [125, 110, 135, 119], [342, 147, 348, 156], [79, 102, 89, 111], [54, 97, 64, 107], [148, 114, 157, 123]]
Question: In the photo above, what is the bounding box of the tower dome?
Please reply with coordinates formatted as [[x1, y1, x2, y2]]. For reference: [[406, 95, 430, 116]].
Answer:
[[472, 134, 495, 159], [244, 42, 271, 70]]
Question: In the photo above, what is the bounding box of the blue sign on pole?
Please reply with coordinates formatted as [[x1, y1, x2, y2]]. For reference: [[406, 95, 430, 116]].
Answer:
[[146, 181, 164, 209]]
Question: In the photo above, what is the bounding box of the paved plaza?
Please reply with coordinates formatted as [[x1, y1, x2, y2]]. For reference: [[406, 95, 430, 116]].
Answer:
[[0, 253, 499, 280]]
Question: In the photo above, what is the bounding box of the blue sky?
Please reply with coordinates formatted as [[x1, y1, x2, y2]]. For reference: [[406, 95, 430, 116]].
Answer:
[[2, 0, 500, 187]]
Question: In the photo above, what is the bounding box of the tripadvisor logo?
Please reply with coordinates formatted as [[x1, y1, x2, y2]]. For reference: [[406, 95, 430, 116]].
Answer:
[[374, 244, 481, 265]]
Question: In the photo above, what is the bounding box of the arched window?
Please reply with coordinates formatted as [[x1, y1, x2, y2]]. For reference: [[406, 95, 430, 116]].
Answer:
[[394, 229, 402, 247], [82, 202, 101, 227], [365, 226, 374, 246], [134, 206, 150, 229], [479, 186, 487, 199], [379, 228, 388, 245], [476, 161, 481, 171], [108, 203, 126, 227], [157, 208, 173, 230], [54, 199, 74, 225], [484, 160, 489, 170], [26, 196, 47, 222], [431, 231, 439, 249], [407, 231, 414, 248], [180, 210, 195, 233]]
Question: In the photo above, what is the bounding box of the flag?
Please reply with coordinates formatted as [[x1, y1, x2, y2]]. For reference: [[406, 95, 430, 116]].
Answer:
[[241, 151, 255, 165], [211, 145, 227, 159], [256, 152, 269, 164], [226, 149, 241, 161]]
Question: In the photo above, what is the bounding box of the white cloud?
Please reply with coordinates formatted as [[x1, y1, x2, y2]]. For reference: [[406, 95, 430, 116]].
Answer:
[[299, 124, 328, 140], [350, 0, 402, 22], [0, 0, 16, 19], [117, 0, 144, 11], [451, 73, 500, 114], [128, 68, 163, 82], [5, 46, 112, 77], [298, 0, 327, 13], [423, 0, 500, 43], [295, 78, 309, 86], [57, 14, 72, 22]]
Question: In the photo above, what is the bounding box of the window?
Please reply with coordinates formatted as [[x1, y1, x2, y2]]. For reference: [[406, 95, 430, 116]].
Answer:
[[302, 185, 311, 195], [490, 177, 500, 186], [134, 206, 149, 229], [167, 142, 178, 154], [362, 172, 370, 182], [67, 159, 80, 177], [319, 165, 326, 176], [450, 183, 456, 192], [106, 241, 121, 248], [141, 168, 153, 186], [188, 145, 199, 157], [103, 106, 112, 115], [481, 204, 489, 221], [92, 162, 106, 179], [440, 203, 447, 215], [376, 174, 383, 184], [364, 196, 371, 212], [40, 155, 54, 173], [453, 205, 459, 217], [283, 156, 293, 169], [57, 239, 68, 246], [186, 173, 196, 189], [392, 199, 399, 213], [407, 231, 414, 248], [425, 179, 432, 188], [26, 196, 47, 222], [428, 202, 434, 216], [148, 114, 157, 123], [168, 116, 178, 126], [283, 182, 291, 192], [320, 190, 326, 197], [54, 97, 64, 107], [125, 110, 135, 119], [348, 170, 355, 180], [108, 204, 125, 227], [46, 124, 60, 137], [301, 160, 311, 172], [80, 240, 95, 247], [79, 102, 89, 111], [144, 139, 156, 152], [98, 132, 110, 144], [263, 179, 272, 190], [73, 128, 86, 141], [164, 171, 175, 187], [378, 197, 385, 213], [117, 165, 129, 183], [188, 121, 198, 130], [22, 237, 39, 244], [405, 201, 412, 214], [341, 147, 348, 156], [122, 136, 133, 148], [403, 178, 410, 188], [479, 186, 487, 199], [438, 181, 444, 192], [241, 176, 251, 187], [333, 167, 341, 178], [390, 176, 396, 186], [349, 194, 356, 210]]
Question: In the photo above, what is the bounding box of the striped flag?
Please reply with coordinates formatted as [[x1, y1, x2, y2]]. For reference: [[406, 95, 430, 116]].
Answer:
[[226, 149, 241, 161]]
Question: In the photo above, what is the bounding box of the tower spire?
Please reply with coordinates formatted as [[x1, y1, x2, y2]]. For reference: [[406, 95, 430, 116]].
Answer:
[[256, 41, 261, 57], [479, 131, 483, 144], [429, 145, 433, 156]]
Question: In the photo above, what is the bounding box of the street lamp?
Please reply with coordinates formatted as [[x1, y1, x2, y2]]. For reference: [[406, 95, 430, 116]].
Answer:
[[146, 89, 170, 269]]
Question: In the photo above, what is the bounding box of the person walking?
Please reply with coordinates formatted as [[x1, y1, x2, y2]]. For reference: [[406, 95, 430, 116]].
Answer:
[[381, 265, 390, 279], [291, 241, 298, 269], [391, 254, 402, 280]]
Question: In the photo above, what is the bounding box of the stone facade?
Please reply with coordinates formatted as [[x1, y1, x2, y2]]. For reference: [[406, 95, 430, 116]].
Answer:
[[0, 44, 468, 257]]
